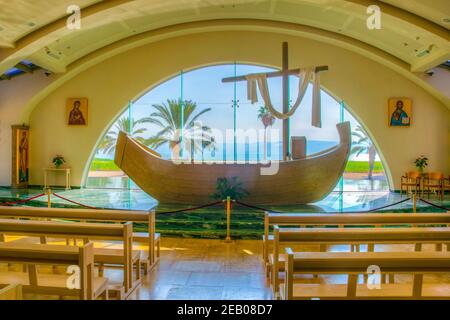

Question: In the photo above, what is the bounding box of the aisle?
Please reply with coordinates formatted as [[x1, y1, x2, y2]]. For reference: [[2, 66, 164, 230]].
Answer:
[[128, 238, 272, 300]]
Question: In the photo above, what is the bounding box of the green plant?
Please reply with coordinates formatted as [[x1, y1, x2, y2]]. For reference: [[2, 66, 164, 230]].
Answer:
[[144, 99, 215, 157], [257, 106, 275, 160], [98, 116, 150, 155], [414, 155, 428, 173], [52, 155, 65, 168], [211, 177, 249, 201]]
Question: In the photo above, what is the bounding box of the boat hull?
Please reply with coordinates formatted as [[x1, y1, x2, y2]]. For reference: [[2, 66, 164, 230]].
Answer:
[[114, 122, 351, 205]]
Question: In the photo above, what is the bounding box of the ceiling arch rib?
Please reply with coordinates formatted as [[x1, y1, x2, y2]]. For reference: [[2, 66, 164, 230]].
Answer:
[[15, 19, 449, 127], [0, 0, 134, 74], [0, 0, 448, 103]]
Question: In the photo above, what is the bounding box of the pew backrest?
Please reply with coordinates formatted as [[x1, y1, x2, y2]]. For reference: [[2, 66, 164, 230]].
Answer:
[[0, 242, 95, 300], [283, 248, 450, 299], [0, 206, 156, 263], [0, 218, 133, 291], [263, 211, 450, 261], [272, 226, 450, 293], [0, 284, 22, 300]]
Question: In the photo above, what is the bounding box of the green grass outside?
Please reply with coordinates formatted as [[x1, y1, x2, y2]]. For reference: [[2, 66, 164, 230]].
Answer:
[[90, 158, 121, 171], [345, 161, 384, 173], [90, 157, 384, 174]]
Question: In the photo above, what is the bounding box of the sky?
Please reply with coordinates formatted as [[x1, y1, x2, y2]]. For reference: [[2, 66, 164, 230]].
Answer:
[[99, 64, 375, 160]]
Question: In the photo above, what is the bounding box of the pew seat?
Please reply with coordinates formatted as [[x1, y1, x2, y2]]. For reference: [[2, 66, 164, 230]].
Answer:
[[0, 206, 159, 272], [0, 218, 139, 298], [0, 271, 108, 299], [270, 226, 450, 297], [263, 212, 450, 263], [94, 248, 141, 265], [132, 232, 161, 263], [279, 283, 450, 300], [0, 284, 22, 300], [0, 242, 108, 300], [281, 250, 450, 300]]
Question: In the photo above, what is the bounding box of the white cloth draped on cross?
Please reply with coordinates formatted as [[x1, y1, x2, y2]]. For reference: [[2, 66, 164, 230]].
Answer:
[[246, 67, 322, 128]]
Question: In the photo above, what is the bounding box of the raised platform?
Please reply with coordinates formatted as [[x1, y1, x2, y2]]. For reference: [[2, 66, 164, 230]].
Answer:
[[0, 187, 447, 212], [1, 188, 448, 239]]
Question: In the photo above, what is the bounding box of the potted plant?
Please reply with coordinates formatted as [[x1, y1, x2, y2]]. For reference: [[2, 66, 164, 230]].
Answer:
[[211, 177, 249, 201], [414, 155, 428, 175], [52, 155, 66, 168]]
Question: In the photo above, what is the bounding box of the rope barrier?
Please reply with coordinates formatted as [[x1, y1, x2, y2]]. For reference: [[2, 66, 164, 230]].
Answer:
[[0, 193, 46, 206], [157, 200, 223, 214], [236, 197, 412, 214], [418, 198, 450, 211], [366, 197, 411, 212], [234, 200, 283, 213], [52, 193, 99, 210]]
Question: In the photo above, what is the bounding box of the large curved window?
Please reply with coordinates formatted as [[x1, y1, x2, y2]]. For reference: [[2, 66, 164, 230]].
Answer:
[[86, 64, 389, 194]]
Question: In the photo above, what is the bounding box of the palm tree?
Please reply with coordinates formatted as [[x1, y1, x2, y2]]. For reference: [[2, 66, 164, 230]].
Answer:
[[98, 116, 150, 155], [144, 99, 216, 159], [351, 125, 377, 179], [257, 106, 276, 160]]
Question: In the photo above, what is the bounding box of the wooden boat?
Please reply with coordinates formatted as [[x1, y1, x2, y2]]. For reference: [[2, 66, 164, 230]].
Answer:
[[114, 121, 351, 205]]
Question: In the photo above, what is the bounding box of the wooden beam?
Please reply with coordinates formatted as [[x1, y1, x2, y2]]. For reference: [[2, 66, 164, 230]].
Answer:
[[222, 66, 329, 83]]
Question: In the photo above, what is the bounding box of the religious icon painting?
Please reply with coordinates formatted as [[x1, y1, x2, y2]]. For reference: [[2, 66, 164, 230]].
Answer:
[[388, 98, 411, 127], [11, 125, 30, 188], [67, 98, 88, 126]]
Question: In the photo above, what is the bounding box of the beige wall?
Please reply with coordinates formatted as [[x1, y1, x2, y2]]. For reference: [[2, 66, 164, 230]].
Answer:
[[1, 30, 449, 190], [0, 71, 53, 186]]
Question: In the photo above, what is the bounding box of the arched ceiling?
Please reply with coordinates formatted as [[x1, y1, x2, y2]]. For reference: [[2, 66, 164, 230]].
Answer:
[[0, 0, 449, 102]]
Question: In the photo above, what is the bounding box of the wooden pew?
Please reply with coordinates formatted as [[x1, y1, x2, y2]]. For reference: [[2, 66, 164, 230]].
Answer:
[[0, 206, 160, 273], [281, 249, 450, 300], [0, 218, 140, 298], [0, 284, 22, 300], [271, 226, 450, 296], [263, 212, 450, 263], [0, 242, 108, 300]]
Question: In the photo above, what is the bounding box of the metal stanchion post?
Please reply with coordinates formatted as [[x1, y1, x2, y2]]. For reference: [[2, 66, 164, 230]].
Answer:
[[225, 196, 232, 243], [45, 188, 52, 208]]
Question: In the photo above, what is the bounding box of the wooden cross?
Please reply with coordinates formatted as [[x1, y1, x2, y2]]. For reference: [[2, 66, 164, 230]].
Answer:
[[222, 42, 328, 161]]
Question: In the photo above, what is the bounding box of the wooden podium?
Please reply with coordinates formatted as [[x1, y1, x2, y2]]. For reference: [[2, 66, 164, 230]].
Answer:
[[291, 136, 307, 160]]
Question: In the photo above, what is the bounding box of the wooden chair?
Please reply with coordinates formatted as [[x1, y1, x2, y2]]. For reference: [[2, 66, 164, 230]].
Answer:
[[400, 171, 421, 197], [0, 242, 108, 300], [0, 284, 22, 300], [270, 226, 450, 298], [422, 172, 444, 200], [281, 249, 450, 300]]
